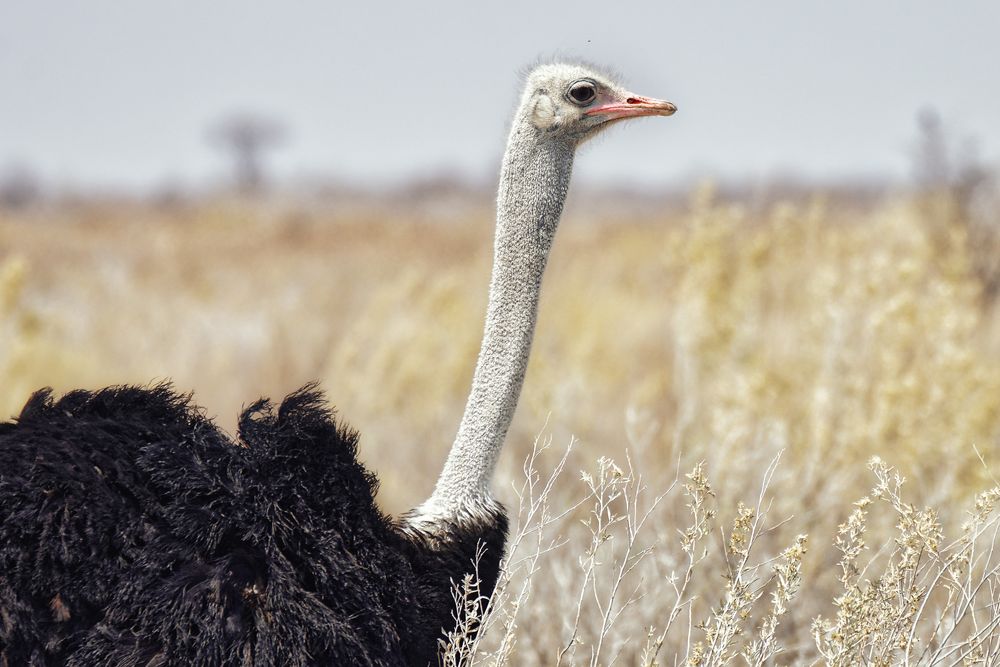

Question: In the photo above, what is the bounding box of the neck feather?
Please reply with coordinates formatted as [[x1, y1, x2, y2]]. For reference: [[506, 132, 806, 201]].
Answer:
[[415, 117, 574, 522]]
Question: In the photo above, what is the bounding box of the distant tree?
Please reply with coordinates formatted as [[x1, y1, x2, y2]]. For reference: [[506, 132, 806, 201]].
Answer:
[[207, 114, 287, 195], [911, 109, 949, 190], [0, 164, 41, 210], [910, 108, 988, 202], [910, 108, 1000, 304]]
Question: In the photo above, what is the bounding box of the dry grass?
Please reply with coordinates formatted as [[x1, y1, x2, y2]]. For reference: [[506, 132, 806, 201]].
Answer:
[[1, 188, 999, 664]]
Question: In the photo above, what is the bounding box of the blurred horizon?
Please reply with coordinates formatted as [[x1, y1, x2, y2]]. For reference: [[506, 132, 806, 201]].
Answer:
[[2, 1, 999, 200]]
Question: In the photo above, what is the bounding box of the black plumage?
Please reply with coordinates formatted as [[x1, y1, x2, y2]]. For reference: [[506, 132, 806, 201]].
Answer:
[[0, 385, 506, 666]]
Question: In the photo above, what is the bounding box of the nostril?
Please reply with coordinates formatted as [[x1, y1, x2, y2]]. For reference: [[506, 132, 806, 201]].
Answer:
[[626, 97, 641, 105]]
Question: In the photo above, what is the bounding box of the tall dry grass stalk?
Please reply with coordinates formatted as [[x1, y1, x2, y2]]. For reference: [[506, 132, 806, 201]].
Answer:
[[439, 444, 1000, 665], [1, 190, 998, 664]]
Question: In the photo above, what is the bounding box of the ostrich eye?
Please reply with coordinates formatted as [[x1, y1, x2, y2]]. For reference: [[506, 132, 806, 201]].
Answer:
[[567, 81, 596, 105]]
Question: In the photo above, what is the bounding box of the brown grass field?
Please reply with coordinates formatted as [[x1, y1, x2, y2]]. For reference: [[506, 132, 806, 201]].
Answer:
[[2, 189, 1000, 664]]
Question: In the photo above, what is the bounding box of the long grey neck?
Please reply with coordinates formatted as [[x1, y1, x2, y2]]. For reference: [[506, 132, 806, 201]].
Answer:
[[416, 116, 574, 522]]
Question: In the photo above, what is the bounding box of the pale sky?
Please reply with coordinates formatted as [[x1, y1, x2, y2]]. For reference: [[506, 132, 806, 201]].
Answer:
[[1, 0, 998, 192]]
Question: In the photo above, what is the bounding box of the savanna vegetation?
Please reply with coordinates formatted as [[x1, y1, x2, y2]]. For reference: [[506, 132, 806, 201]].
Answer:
[[1, 179, 999, 664]]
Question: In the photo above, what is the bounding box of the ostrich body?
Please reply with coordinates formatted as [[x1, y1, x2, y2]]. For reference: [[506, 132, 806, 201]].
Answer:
[[0, 64, 674, 666]]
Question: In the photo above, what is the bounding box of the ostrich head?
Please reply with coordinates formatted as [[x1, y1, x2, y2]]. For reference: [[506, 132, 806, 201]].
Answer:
[[519, 63, 676, 143]]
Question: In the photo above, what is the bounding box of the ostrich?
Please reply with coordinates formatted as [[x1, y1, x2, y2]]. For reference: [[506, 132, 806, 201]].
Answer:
[[0, 63, 675, 666]]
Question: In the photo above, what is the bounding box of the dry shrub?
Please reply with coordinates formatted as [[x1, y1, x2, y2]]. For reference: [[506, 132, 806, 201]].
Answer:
[[442, 443, 1000, 665]]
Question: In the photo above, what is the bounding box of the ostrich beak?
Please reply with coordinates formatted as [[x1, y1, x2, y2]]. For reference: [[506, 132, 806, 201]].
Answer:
[[585, 94, 677, 120]]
